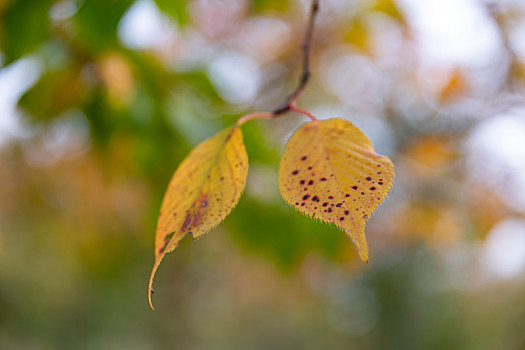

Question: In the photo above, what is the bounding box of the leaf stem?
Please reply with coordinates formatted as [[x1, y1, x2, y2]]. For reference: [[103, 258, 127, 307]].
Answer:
[[235, 112, 274, 127], [289, 102, 318, 122]]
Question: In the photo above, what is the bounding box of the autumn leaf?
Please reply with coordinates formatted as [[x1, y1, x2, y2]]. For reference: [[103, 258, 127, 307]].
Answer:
[[438, 69, 467, 103], [279, 118, 394, 263], [148, 126, 248, 310]]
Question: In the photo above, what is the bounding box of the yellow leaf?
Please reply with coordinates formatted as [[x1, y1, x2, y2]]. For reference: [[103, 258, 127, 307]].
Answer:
[[148, 127, 248, 309], [372, 0, 406, 23], [279, 118, 394, 263], [344, 18, 370, 52], [438, 69, 467, 103]]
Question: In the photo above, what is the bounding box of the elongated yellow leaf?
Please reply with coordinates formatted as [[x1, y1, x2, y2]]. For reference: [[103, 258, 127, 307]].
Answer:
[[279, 118, 394, 263], [149, 127, 248, 309]]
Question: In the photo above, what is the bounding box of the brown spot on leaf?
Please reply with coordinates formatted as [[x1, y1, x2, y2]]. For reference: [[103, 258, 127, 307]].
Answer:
[[180, 213, 192, 232], [292, 170, 299, 175]]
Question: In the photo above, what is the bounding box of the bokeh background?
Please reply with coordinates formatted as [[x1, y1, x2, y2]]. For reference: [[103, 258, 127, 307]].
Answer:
[[2, 0, 525, 348]]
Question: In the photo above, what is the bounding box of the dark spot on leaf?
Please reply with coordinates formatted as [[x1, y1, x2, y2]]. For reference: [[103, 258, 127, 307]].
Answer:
[[314, 207, 317, 209], [312, 196, 320, 202], [300, 180, 305, 185], [352, 186, 358, 190], [181, 213, 192, 232], [344, 210, 349, 215], [363, 215, 368, 219], [328, 196, 334, 199], [323, 202, 329, 207], [345, 194, 350, 197], [370, 187, 376, 191], [366, 177, 372, 181], [328, 208, 332, 213], [301, 156, 307, 161], [295, 202, 299, 205], [336, 203, 342, 207], [320, 177, 327, 181], [303, 194, 310, 200], [301, 203, 305, 206], [308, 180, 314, 185], [292, 170, 299, 175], [308, 166, 312, 170], [361, 192, 365, 195], [378, 182, 383, 185], [340, 217, 345, 221]]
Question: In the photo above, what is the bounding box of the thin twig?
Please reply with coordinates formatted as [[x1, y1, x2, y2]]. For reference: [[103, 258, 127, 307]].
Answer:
[[233, 0, 320, 126], [272, 0, 320, 115]]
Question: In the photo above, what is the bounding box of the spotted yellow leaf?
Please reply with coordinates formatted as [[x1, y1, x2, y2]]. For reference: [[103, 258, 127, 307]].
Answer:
[[149, 127, 248, 310], [279, 118, 394, 263]]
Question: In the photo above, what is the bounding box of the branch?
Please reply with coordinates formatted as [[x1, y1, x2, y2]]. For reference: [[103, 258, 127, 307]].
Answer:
[[235, 0, 320, 127], [272, 0, 320, 115]]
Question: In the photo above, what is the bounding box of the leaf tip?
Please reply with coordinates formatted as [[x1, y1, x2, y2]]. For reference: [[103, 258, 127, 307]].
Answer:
[[358, 246, 369, 264], [148, 289, 156, 311], [148, 256, 163, 311]]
